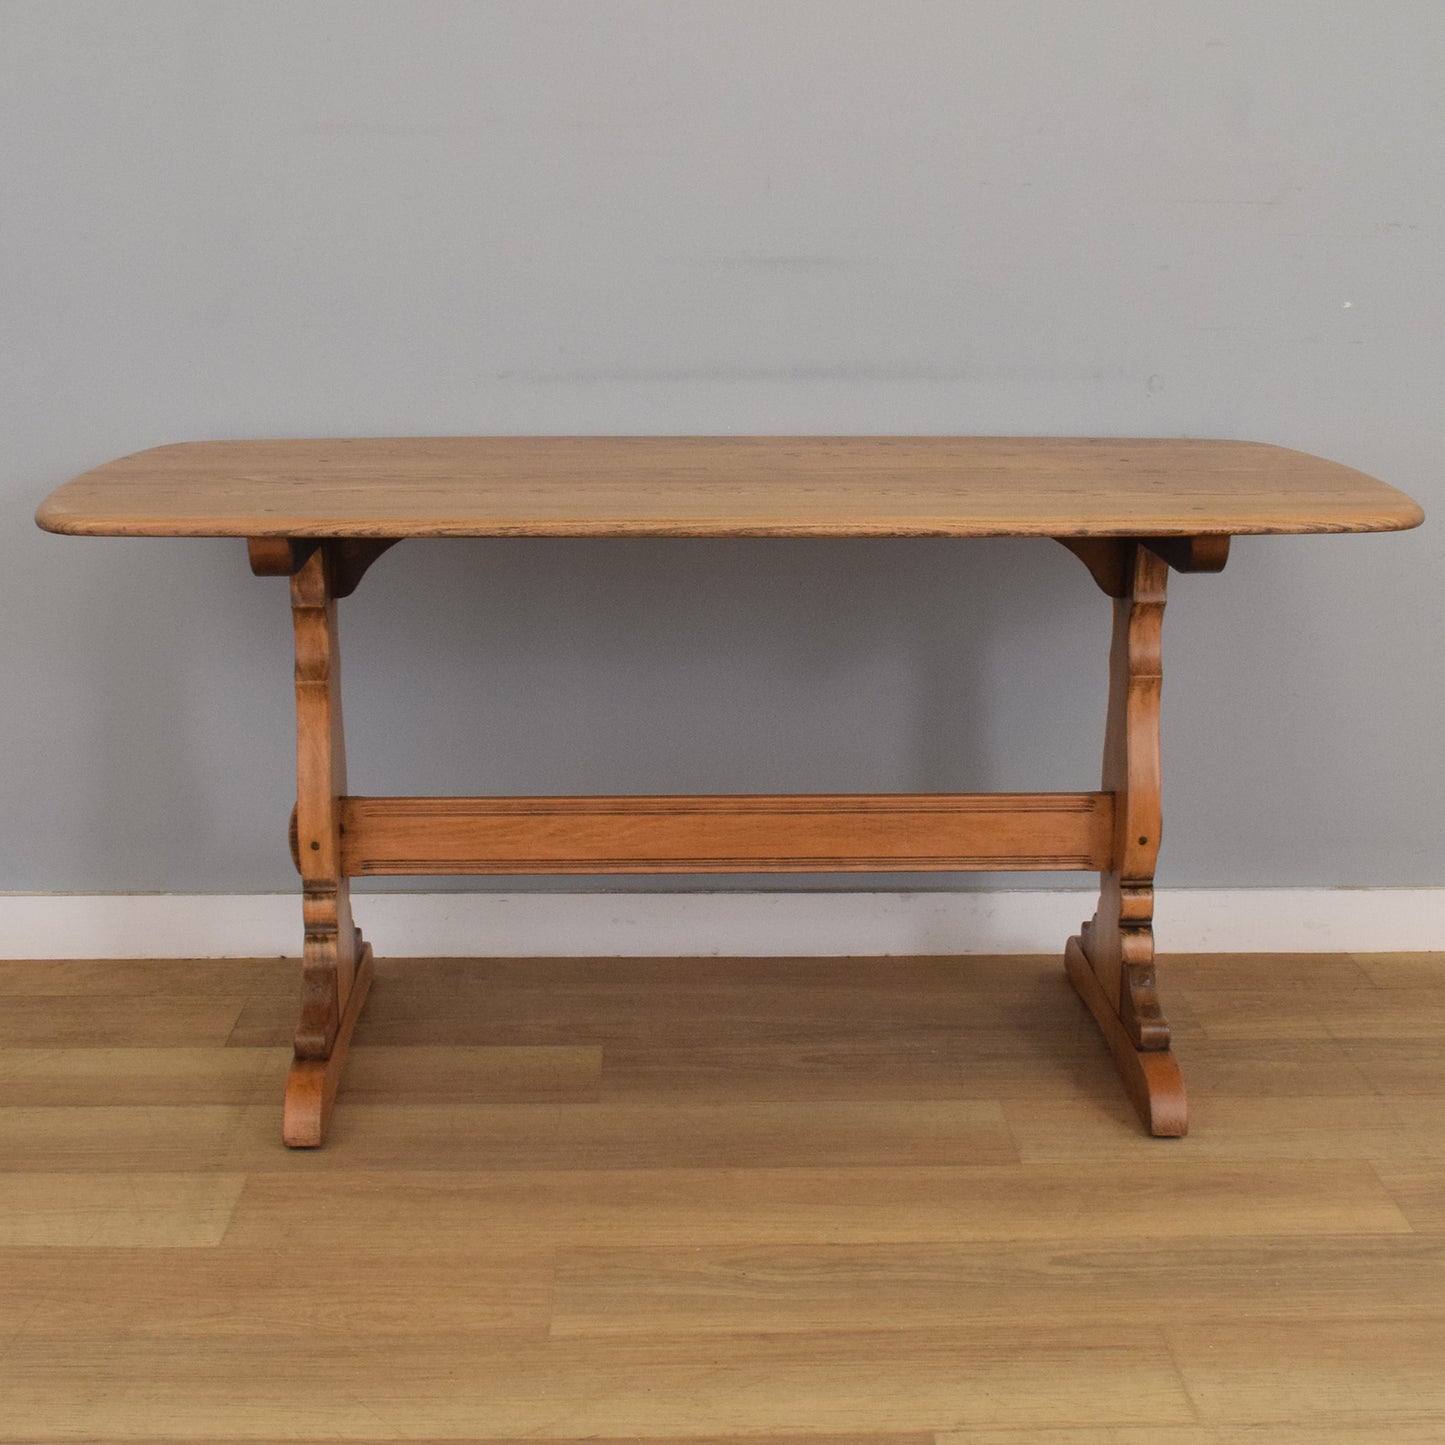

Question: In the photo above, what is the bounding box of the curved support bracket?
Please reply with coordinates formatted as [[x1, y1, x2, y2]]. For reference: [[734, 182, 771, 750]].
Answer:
[[248, 537, 399, 597], [329, 540, 399, 598], [1056, 535, 1229, 598], [1056, 538, 1131, 598], [1143, 534, 1230, 575]]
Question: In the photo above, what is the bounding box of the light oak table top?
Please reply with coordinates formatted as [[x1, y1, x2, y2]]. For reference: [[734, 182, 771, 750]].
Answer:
[[35, 435, 1424, 540]]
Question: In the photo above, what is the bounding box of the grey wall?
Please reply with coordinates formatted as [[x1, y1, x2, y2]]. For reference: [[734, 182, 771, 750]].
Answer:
[[3, 1, 1441, 895]]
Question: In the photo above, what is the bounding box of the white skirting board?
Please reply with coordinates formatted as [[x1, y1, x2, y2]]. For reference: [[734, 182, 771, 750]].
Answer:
[[0, 888, 1439, 959]]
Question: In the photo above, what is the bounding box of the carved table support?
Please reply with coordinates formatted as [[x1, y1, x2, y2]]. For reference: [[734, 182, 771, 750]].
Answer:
[[1064, 541, 1188, 1135], [255, 531, 1204, 1145], [251, 541, 387, 1146]]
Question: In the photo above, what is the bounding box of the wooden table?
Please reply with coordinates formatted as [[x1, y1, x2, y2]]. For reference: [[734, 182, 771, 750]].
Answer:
[[36, 437, 1425, 1147]]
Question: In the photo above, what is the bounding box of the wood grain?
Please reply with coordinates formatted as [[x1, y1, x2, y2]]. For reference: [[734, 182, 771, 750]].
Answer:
[[0, 1173, 246, 1247], [550, 1235, 1445, 1336], [0, 1045, 288, 1106], [221, 1098, 1019, 1172], [222, 1160, 1409, 1251], [0, 957, 297, 997], [282, 939, 374, 1146], [1166, 1318, 1445, 1424], [1065, 936, 1186, 1136], [1067, 543, 1186, 1133], [289, 546, 358, 1059], [1338, 1037, 1445, 1095], [1376, 1168, 1445, 1232], [0, 1103, 254, 1172], [34, 435, 1424, 538], [598, 1037, 1120, 1101], [339, 791, 1115, 875], [1079, 544, 1167, 1030], [2, 1246, 553, 1338], [1002, 1093, 1420, 1164], [222, 953, 1136, 1050], [0, 992, 249, 1047], [0, 1328, 1194, 1436], [940, 1429, 1445, 1444], [340, 1043, 603, 1103], [1, 950, 1440, 1441]]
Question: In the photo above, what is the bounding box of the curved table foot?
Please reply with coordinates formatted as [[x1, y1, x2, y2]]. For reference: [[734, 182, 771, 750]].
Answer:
[[283, 942, 375, 1148], [1065, 935, 1188, 1137]]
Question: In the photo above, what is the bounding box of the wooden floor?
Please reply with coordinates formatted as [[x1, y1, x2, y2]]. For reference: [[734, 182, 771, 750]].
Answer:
[[0, 950, 1442, 1443]]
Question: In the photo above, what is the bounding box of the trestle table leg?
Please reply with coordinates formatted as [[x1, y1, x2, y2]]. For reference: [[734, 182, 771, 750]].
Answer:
[[1066, 541, 1188, 1136]]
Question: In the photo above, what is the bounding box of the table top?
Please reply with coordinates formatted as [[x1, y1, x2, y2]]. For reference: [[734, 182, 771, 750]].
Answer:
[[35, 436, 1424, 540]]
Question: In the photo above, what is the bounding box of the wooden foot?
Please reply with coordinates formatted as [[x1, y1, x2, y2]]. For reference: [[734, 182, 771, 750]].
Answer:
[[1066, 935, 1187, 1137], [283, 942, 375, 1148]]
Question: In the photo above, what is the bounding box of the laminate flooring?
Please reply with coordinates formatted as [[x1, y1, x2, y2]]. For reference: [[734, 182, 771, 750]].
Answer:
[[0, 950, 1441, 1442]]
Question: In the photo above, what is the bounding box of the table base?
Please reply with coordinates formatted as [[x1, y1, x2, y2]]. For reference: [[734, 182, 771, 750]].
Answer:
[[255, 536, 1198, 1145]]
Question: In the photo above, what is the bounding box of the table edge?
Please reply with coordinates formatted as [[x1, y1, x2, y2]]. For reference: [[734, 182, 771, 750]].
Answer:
[[33, 436, 1428, 539]]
